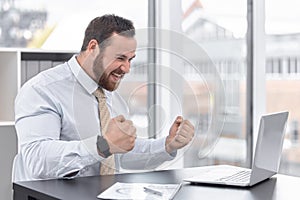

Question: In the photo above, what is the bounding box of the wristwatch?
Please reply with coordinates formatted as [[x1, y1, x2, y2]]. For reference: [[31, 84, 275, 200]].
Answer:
[[96, 135, 112, 158]]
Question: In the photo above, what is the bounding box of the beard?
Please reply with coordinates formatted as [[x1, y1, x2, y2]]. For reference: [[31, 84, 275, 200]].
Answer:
[[92, 53, 121, 91]]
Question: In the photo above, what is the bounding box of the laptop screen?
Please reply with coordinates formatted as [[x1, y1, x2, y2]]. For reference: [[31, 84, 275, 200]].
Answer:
[[253, 111, 289, 172]]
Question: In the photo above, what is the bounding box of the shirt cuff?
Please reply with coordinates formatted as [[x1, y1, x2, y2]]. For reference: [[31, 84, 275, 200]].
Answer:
[[151, 136, 177, 160], [82, 135, 105, 161]]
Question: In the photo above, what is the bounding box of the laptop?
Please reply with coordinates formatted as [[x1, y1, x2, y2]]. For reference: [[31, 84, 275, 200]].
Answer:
[[184, 111, 289, 187]]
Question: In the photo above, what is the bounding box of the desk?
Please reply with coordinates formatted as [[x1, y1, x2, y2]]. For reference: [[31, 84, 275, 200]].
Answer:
[[13, 167, 300, 200]]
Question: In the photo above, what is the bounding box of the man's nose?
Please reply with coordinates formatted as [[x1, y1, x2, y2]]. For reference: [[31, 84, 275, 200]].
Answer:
[[120, 61, 130, 73]]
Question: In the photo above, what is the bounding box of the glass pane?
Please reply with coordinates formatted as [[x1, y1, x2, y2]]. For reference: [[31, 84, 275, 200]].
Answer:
[[157, 0, 248, 169], [266, 0, 300, 177]]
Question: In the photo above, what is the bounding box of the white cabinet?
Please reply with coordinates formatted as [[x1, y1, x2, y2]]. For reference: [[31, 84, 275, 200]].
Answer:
[[0, 48, 74, 124], [0, 48, 73, 199], [0, 49, 19, 123]]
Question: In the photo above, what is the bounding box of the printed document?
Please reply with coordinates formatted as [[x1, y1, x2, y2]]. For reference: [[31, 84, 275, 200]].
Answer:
[[97, 182, 182, 200]]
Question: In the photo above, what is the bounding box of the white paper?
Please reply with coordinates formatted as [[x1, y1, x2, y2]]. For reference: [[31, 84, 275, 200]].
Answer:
[[97, 182, 182, 200]]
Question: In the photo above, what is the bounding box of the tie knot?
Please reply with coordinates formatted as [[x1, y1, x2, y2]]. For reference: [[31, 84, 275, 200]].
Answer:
[[93, 88, 106, 99]]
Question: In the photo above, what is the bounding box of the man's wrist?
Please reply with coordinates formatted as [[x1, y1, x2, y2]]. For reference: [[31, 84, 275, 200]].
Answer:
[[165, 136, 174, 154]]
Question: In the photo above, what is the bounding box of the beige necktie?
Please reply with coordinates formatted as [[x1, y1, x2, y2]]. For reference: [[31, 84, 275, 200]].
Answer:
[[93, 88, 115, 175]]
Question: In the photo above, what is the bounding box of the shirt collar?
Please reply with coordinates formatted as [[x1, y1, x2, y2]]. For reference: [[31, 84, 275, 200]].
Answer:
[[68, 55, 113, 99], [68, 55, 98, 95]]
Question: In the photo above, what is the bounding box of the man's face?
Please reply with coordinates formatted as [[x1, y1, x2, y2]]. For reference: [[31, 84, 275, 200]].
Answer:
[[93, 34, 137, 91]]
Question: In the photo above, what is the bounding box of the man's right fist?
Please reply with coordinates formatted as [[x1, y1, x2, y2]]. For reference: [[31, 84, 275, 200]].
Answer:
[[103, 115, 136, 154]]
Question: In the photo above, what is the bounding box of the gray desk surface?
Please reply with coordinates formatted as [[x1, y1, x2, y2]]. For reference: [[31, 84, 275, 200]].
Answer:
[[13, 167, 300, 200]]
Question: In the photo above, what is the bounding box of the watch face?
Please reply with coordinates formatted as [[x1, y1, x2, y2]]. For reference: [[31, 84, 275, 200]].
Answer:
[[97, 136, 112, 158]]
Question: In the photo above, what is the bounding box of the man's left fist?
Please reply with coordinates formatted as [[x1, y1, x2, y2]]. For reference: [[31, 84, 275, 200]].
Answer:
[[165, 116, 195, 154]]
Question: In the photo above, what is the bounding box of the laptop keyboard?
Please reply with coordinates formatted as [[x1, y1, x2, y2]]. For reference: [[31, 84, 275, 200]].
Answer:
[[218, 170, 251, 183]]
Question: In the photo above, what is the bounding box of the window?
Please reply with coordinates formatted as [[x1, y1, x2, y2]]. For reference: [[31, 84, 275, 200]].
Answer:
[[0, 0, 147, 50], [154, 0, 248, 169], [266, 0, 300, 176]]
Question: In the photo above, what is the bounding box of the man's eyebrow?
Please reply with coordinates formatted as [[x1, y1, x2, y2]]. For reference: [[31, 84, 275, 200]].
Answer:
[[129, 54, 136, 60], [116, 54, 136, 60]]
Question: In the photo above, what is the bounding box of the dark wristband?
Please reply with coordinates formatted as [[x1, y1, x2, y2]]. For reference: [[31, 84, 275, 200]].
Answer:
[[96, 135, 112, 158]]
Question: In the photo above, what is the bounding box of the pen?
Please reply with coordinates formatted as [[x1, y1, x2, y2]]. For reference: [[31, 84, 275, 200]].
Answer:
[[169, 183, 183, 200], [143, 186, 163, 196]]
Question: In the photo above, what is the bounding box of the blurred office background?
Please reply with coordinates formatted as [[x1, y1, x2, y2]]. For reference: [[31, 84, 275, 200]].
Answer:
[[1, 0, 300, 198]]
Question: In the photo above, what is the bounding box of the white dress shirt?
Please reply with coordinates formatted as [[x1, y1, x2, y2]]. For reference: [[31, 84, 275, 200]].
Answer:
[[13, 55, 175, 182]]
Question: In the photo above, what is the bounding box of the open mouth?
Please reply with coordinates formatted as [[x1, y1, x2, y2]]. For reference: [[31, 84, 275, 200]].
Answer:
[[111, 72, 124, 82]]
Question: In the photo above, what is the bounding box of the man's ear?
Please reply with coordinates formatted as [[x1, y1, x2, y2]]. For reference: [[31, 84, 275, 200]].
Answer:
[[87, 39, 99, 52]]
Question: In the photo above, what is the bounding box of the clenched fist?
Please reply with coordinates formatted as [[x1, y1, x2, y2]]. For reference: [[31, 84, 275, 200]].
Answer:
[[165, 116, 195, 154], [103, 115, 136, 154]]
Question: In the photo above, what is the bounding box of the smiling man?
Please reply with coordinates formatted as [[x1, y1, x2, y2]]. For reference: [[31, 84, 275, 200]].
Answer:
[[13, 14, 195, 182]]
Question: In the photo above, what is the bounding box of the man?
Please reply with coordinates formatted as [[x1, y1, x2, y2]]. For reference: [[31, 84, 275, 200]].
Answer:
[[13, 14, 195, 181]]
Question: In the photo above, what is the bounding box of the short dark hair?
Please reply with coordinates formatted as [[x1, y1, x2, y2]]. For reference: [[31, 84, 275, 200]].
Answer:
[[80, 14, 135, 51]]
